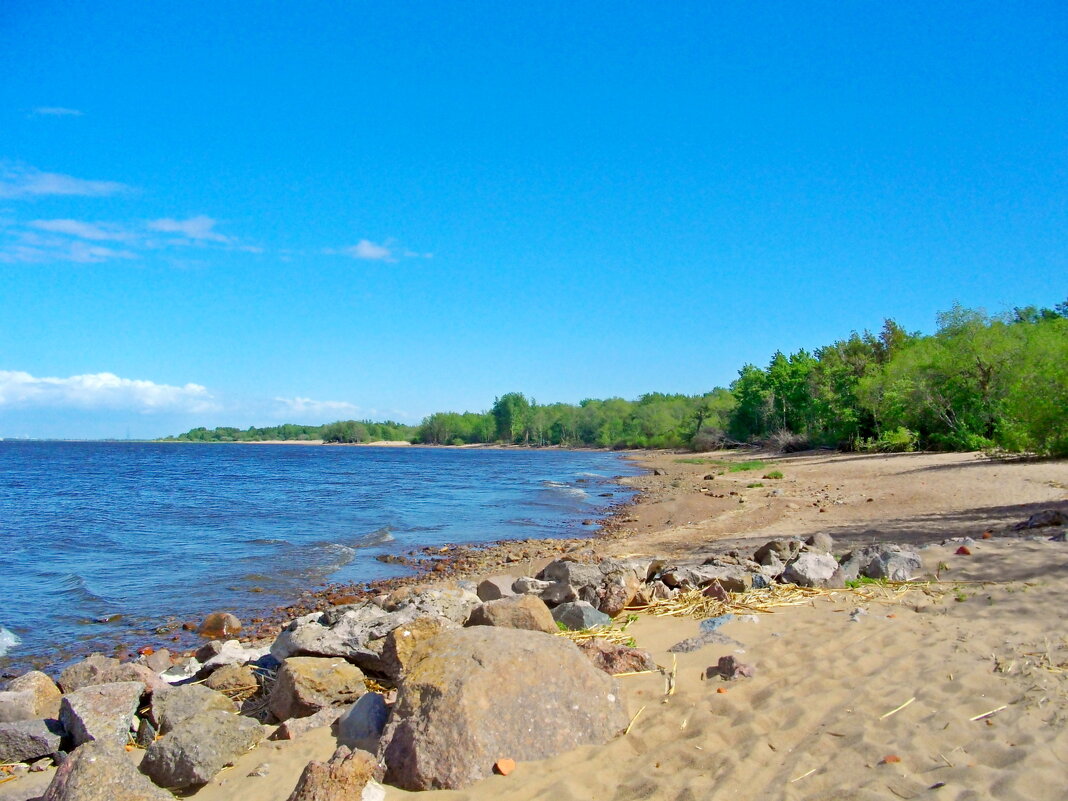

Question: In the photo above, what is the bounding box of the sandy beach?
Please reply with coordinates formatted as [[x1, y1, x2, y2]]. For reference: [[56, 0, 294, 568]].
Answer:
[[3, 449, 1066, 800]]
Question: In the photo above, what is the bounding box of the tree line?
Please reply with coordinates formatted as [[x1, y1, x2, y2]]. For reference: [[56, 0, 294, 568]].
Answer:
[[164, 300, 1068, 456]]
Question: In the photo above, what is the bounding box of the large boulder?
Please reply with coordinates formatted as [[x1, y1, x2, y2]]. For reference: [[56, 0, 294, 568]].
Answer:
[[380, 627, 627, 790], [42, 740, 173, 801], [269, 657, 366, 722], [466, 595, 556, 633], [198, 611, 242, 639], [140, 709, 264, 790], [60, 681, 144, 747], [782, 551, 840, 587], [151, 684, 236, 733], [753, 539, 802, 566], [5, 671, 62, 719], [536, 560, 603, 604], [285, 746, 378, 801], [0, 718, 64, 763], [204, 663, 259, 696], [337, 693, 390, 753]]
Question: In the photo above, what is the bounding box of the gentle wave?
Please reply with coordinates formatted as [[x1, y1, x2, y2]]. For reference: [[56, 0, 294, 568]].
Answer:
[[0, 627, 20, 657], [353, 526, 395, 547]]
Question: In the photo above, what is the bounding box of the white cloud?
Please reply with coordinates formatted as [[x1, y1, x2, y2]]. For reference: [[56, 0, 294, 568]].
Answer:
[[32, 107, 83, 117], [147, 215, 230, 243], [0, 163, 130, 199], [29, 218, 130, 241], [0, 370, 217, 413], [0, 237, 138, 264], [274, 396, 360, 416], [345, 239, 394, 261]]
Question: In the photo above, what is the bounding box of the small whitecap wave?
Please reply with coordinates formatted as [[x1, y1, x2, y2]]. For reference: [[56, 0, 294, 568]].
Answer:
[[246, 537, 289, 546], [542, 480, 569, 488], [56, 573, 113, 607], [0, 627, 21, 657], [575, 471, 606, 478], [353, 526, 395, 547]]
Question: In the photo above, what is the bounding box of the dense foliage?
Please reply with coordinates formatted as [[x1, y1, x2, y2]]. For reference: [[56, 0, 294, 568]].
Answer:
[[165, 301, 1067, 456]]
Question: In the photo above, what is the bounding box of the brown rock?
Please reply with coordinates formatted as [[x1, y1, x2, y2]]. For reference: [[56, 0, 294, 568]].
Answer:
[[199, 612, 242, 639], [706, 655, 756, 680], [379, 617, 450, 682], [204, 664, 259, 696], [271, 705, 344, 741], [576, 639, 657, 675], [598, 573, 641, 617], [151, 683, 236, 733], [466, 595, 556, 634], [494, 758, 516, 776], [7, 671, 63, 719], [42, 740, 173, 801], [286, 746, 378, 801], [381, 627, 627, 790], [58, 654, 164, 694], [269, 657, 366, 722]]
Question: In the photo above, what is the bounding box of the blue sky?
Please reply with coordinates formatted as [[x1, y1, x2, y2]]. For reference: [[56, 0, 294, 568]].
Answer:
[[1, 1, 1065, 438]]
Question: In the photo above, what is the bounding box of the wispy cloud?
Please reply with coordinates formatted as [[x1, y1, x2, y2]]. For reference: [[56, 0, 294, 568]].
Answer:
[[0, 370, 217, 413], [326, 239, 431, 263], [147, 215, 230, 243], [32, 107, 83, 117], [274, 396, 360, 416], [0, 163, 131, 199], [29, 218, 130, 241]]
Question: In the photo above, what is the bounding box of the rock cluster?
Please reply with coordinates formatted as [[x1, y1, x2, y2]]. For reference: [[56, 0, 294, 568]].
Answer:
[[2, 526, 940, 798]]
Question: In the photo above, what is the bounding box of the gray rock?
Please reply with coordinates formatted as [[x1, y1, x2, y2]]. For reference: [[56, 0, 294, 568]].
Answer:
[[389, 588, 481, 624], [6, 671, 63, 719], [60, 681, 144, 747], [511, 576, 550, 595], [475, 575, 517, 602], [839, 544, 922, 582], [269, 657, 366, 722], [1013, 509, 1068, 530], [135, 717, 157, 749], [139, 648, 173, 674], [380, 627, 626, 790], [538, 581, 579, 606], [0, 719, 64, 763], [753, 538, 802, 566], [151, 684, 236, 734], [707, 655, 756, 680], [285, 746, 378, 801], [552, 601, 611, 630], [197, 639, 270, 673], [537, 560, 602, 603], [783, 551, 840, 587], [466, 595, 557, 633], [337, 693, 389, 753], [159, 659, 202, 685], [0, 690, 38, 723], [42, 740, 173, 801], [140, 709, 264, 790], [271, 706, 343, 741], [270, 603, 422, 672], [805, 532, 835, 553]]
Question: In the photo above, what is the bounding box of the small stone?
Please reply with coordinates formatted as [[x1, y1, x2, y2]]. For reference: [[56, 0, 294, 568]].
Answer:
[[60, 681, 144, 748], [135, 717, 157, 748], [956, 546, 972, 555], [199, 612, 242, 639], [42, 739, 173, 801], [707, 655, 755, 680], [551, 601, 611, 631], [576, 639, 656, 675], [494, 758, 516, 776]]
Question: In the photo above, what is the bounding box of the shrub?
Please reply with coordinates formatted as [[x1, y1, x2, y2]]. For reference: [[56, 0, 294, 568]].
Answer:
[[767, 430, 811, 453], [763, 470, 784, 479], [728, 460, 766, 472], [747, 482, 764, 488]]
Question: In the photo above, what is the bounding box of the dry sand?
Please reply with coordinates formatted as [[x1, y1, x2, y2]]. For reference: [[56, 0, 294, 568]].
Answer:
[[4, 451, 1066, 801]]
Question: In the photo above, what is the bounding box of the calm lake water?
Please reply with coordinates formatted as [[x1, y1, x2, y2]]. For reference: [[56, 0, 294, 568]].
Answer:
[[0, 442, 639, 672]]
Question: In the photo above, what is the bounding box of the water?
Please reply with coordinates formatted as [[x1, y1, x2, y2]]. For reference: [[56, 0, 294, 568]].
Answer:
[[0, 441, 639, 671]]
